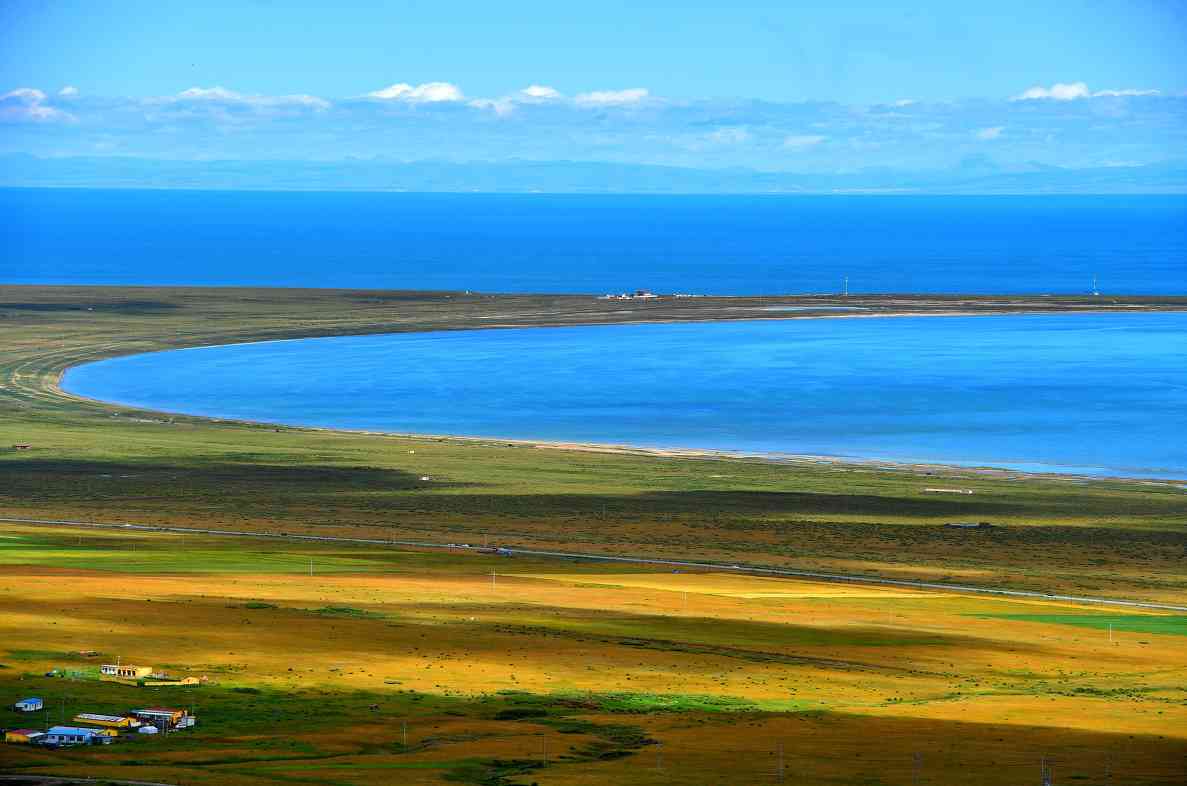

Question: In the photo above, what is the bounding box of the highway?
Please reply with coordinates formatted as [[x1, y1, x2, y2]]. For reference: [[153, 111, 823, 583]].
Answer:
[[3, 515, 1185, 612]]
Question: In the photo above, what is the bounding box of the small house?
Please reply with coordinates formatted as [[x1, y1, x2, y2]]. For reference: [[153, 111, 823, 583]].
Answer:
[[44, 726, 108, 746], [133, 707, 188, 729], [14, 697, 43, 712], [137, 725, 159, 734], [100, 663, 153, 679], [5, 729, 45, 745]]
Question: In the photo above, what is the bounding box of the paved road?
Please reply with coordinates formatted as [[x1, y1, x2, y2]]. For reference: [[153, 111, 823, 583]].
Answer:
[[3, 515, 1185, 612]]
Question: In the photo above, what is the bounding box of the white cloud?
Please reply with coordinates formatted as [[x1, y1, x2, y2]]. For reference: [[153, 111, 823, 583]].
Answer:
[[782, 134, 826, 149], [1013, 82, 1159, 101], [975, 125, 1004, 140], [707, 126, 751, 144], [520, 85, 562, 101], [893, 99, 917, 107], [470, 85, 564, 115], [1014, 82, 1091, 101], [574, 88, 649, 106], [3, 87, 46, 102], [58, 86, 79, 97], [172, 86, 330, 110], [177, 86, 242, 101], [366, 82, 464, 102], [0, 87, 75, 123], [1093, 88, 1160, 97]]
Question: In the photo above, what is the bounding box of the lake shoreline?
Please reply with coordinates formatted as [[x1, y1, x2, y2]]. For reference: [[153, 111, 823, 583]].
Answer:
[[56, 302, 1187, 485]]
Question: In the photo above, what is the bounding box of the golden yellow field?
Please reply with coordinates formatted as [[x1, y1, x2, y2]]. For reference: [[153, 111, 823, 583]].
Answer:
[[1, 523, 1183, 785]]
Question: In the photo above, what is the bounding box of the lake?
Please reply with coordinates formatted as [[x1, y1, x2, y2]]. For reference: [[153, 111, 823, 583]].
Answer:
[[62, 313, 1187, 479], [4, 189, 1186, 294]]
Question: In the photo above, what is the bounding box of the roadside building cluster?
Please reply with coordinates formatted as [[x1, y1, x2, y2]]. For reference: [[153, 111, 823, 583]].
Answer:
[[97, 661, 204, 686], [5, 696, 196, 748]]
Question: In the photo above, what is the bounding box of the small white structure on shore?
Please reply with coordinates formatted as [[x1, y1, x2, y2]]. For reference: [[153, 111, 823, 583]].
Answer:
[[14, 697, 43, 712], [601, 290, 661, 300]]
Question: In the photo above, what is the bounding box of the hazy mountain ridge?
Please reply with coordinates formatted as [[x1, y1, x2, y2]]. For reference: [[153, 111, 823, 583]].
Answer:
[[3, 154, 1186, 194]]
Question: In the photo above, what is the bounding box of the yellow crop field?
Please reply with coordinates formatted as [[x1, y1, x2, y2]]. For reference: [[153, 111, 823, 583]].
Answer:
[[1, 523, 1184, 785]]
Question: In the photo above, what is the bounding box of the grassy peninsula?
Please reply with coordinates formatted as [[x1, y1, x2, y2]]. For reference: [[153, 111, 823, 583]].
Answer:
[[2, 286, 1186, 601], [1, 286, 1186, 785]]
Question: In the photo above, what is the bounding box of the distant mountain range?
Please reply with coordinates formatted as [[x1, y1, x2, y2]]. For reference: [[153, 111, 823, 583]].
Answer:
[[2, 154, 1186, 194]]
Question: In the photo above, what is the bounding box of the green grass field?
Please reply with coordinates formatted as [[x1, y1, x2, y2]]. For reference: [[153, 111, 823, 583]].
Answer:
[[977, 613, 1187, 636], [1, 286, 1186, 605]]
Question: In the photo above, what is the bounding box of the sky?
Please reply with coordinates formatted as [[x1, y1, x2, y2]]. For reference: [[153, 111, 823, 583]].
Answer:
[[1, 1, 1186, 172]]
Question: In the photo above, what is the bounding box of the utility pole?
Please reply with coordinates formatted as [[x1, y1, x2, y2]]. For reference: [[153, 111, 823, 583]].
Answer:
[[491, 570, 496, 590], [542, 734, 548, 765], [309, 558, 313, 577], [402, 720, 407, 747], [776, 741, 785, 782], [1108, 623, 1113, 644], [1042, 757, 1053, 786], [913, 752, 922, 786], [842, 276, 849, 297], [655, 741, 663, 771]]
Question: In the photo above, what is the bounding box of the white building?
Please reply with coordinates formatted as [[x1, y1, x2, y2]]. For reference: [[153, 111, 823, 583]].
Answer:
[[44, 726, 107, 746]]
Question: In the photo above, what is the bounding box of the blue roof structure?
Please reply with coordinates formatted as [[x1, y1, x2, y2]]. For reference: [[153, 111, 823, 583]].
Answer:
[[47, 726, 98, 736]]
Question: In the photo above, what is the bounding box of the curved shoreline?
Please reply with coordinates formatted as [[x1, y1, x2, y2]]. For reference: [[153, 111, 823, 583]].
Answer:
[[6, 286, 1187, 607], [57, 308, 1187, 485]]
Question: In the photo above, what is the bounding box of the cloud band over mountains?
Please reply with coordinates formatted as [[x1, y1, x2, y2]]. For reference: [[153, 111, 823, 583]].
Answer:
[[1, 81, 1183, 173]]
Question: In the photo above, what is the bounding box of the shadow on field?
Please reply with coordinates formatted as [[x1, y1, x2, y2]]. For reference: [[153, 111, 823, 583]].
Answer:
[[602, 488, 1034, 517], [376, 601, 1047, 670], [3, 458, 1186, 574], [23, 595, 1042, 679], [0, 458, 487, 500]]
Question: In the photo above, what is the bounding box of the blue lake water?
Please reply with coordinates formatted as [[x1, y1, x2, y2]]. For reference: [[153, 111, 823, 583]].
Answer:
[[4, 189, 1186, 294], [63, 313, 1187, 479]]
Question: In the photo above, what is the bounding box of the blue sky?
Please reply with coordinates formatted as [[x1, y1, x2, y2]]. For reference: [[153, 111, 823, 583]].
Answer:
[[1, 1, 1185, 171]]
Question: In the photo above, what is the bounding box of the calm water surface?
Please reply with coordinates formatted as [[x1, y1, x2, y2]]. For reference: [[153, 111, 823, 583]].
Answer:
[[63, 313, 1187, 478], [4, 190, 1186, 294]]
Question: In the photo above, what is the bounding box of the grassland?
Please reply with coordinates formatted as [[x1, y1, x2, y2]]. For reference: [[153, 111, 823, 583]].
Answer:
[[1, 285, 1186, 783], [1, 524, 1185, 785], [2, 287, 1187, 605]]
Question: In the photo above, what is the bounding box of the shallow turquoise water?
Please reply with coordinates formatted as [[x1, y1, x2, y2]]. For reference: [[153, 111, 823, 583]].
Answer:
[[63, 313, 1187, 478]]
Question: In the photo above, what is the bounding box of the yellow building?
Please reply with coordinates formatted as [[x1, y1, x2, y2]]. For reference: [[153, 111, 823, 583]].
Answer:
[[100, 663, 153, 679], [5, 729, 44, 744], [73, 713, 140, 729]]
